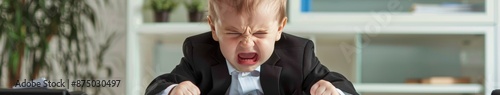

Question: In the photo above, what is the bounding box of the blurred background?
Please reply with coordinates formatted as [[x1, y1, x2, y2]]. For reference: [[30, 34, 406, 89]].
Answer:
[[2, 0, 500, 95], [0, 0, 127, 95]]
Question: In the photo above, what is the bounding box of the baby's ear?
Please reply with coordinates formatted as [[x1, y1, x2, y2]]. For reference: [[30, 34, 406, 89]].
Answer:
[[276, 17, 288, 41], [208, 16, 219, 41]]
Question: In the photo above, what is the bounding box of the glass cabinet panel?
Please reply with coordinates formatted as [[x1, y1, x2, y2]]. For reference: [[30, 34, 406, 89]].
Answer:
[[360, 34, 485, 84]]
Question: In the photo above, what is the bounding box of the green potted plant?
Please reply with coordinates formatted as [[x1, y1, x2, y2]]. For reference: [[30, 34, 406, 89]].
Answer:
[[150, 0, 179, 22], [0, 0, 119, 94], [184, 0, 205, 22]]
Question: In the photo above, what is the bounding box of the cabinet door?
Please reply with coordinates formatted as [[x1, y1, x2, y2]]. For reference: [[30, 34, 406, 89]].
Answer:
[[359, 34, 485, 83]]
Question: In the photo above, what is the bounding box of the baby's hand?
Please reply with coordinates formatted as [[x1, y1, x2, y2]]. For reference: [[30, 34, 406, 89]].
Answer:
[[170, 81, 200, 95], [310, 80, 339, 95]]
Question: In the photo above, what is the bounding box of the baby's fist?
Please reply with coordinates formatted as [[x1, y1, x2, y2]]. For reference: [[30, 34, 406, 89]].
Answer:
[[310, 80, 339, 95], [170, 81, 200, 95]]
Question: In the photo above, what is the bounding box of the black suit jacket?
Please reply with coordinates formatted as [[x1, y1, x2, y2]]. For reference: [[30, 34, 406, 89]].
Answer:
[[145, 32, 358, 95]]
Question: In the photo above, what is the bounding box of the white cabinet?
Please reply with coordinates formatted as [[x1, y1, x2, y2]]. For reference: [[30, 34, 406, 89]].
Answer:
[[288, 27, 494, 95]]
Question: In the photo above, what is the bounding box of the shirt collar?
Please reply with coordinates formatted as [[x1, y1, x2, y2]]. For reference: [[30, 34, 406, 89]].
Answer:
[[226, 60, 261, 75]]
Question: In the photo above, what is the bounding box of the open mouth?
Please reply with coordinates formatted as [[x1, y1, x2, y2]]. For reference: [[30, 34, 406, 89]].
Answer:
[[237, 53, 258, 65]]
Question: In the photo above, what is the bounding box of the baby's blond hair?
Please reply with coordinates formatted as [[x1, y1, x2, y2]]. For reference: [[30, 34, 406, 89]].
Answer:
[[208, 0, 286, 23]]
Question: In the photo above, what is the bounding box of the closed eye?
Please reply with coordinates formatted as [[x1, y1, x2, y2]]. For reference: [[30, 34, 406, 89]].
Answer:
[[253, 31, 267, 35], [226, 32, 241, 35], [253, 31, 267, 38], [226, 32, 241, 37]]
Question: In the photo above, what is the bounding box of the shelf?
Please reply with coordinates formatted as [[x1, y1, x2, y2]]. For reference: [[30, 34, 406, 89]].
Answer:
[[354, 83, 483, 93], [138, 23, 210, 34], [137, 23, 490, 35], [285, 24, 490, 34], [291, 13, 494, 24]]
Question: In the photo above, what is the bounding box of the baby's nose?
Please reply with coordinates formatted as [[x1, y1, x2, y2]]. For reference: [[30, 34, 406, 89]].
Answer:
[[240, 36, 255, 48]]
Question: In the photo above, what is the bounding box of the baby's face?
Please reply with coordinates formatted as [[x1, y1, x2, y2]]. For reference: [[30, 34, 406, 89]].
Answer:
[[209, 3, 286, 72]]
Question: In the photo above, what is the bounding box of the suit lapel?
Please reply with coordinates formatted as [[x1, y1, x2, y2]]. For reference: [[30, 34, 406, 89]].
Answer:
[[210, 63, 231, 94], [260, 52, 282, 95], [210, 46, 231, 95]]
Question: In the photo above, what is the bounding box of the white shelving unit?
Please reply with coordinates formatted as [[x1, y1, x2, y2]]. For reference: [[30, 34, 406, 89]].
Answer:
[[495, 0, 500, 90], [126, 0, 500, 95], [126, 0, 143, 95], [355, 83, 482, 93], [355, 30, 495, 94]]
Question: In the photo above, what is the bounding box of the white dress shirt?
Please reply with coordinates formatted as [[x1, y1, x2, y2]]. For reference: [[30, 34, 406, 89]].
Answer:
[[158, 61, 346, 95], [226, 61, 263, 95]]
